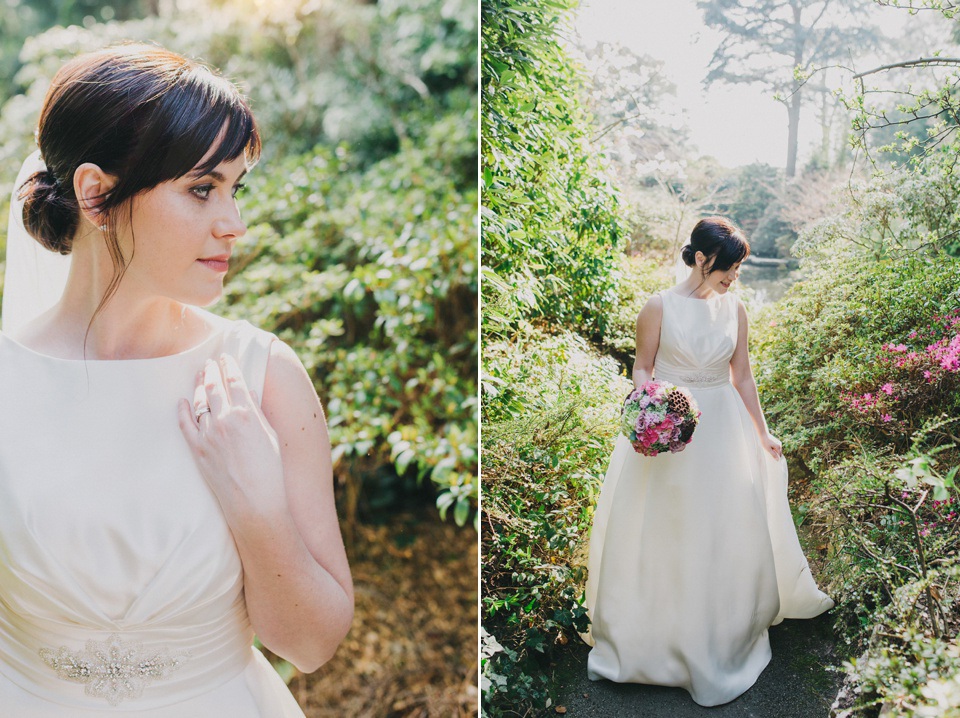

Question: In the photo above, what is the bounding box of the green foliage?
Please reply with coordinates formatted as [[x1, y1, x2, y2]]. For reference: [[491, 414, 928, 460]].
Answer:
[[812, 424, 960, 716], [753, 212, 960, 472], [601, 254, 674, 360], [703, 163, 796, 258], [481, 0, 626, 338], [225, 133, 477, 527], [0, 0, 159, 111], [753, 151, 960, 715], [0, 0, 477, 524], [481, 327, 630, 715], [795, 162, 960, 261]]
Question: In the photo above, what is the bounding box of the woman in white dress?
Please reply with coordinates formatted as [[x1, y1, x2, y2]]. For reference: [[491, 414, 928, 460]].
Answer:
[[583, 217, 833, 707], [0, 43, 353, 716]]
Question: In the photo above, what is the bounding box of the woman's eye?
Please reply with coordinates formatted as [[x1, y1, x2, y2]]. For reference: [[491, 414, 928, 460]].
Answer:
[[190, 184, 246, 200]]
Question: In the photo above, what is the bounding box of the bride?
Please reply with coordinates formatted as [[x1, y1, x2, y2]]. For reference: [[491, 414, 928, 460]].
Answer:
[[582, 217, 833, 706], [0, 43, 352, 715]]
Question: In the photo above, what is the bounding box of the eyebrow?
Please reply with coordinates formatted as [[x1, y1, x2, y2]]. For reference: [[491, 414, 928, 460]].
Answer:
[[189, 168, 248, 183]]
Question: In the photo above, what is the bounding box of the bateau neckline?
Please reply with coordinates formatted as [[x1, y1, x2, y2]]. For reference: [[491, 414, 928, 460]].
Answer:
[[664, 288, 728, 302], [0, 308, 229, 364]]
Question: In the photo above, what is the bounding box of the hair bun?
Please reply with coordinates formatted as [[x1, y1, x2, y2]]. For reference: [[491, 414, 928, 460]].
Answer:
[[680, 244, 696, 267], [19, 169, 78, 254]]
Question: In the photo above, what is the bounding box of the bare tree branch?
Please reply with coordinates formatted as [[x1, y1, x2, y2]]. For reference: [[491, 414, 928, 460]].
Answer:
[[854, 57, 960, 80]]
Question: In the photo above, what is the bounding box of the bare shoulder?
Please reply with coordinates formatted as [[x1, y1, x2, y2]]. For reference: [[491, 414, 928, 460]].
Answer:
[[637, 292, 664, 325], [261, 339, 324, 423], [735, 296, 749, 326], [264, 337, 307, 380]]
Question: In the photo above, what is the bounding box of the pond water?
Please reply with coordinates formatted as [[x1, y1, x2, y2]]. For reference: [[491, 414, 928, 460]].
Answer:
[[738, 262, 804, 305]]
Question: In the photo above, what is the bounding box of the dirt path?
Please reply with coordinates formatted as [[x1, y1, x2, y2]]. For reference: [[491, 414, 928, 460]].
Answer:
[[552, 612, 840, 717]]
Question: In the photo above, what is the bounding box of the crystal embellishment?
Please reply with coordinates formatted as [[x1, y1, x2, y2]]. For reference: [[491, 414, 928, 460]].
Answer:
[[677, 369, 729, 386], [39, 634, 189, 705]]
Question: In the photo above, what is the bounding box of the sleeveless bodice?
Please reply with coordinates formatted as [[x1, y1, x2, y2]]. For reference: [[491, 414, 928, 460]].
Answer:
[[654, 289, 738, 388], [0, 309, 306, 715]]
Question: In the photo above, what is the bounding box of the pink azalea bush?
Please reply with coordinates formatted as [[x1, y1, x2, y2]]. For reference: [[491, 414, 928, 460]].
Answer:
[[839, 308, 960, 433]]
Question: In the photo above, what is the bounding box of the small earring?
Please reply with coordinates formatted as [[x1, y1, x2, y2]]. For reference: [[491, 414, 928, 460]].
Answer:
[[98, 224, 107, 231]]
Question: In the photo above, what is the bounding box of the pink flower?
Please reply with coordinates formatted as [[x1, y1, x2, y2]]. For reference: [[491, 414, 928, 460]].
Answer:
[[863, 393, 873, 401], [769, 320, 778, 327], [924, 370, 932, 380], [881, 383, 894, 395], [909, 331, 918, 339], [882, 414, 893, 422]]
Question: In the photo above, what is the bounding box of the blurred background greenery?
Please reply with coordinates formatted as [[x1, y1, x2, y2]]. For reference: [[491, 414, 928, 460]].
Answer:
[[0, 0, 478, 715]]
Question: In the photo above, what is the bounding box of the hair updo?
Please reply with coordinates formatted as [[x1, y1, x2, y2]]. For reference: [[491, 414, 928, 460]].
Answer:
[[19, 169, 73, 254], [681, 217, 750, 275], [18, 41, 261, 258]]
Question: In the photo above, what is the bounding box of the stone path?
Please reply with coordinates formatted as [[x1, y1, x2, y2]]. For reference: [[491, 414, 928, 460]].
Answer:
[[552, 612, 841, 718]]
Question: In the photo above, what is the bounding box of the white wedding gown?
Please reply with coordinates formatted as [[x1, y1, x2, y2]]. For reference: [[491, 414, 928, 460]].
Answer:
[[0, 308, 306, 716], [583, 289, 833, 707]]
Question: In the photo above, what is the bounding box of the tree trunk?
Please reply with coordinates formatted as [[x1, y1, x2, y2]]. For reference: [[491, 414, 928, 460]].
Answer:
[[786, 0, 804, 177], [786, 86, 801, 177]]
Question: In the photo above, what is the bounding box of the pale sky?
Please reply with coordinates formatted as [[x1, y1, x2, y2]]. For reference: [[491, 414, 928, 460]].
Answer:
[[573, 0, 956, 169]]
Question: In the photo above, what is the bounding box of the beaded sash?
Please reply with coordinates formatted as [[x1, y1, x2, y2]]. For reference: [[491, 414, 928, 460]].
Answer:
[[39, 634, 190, 706], [656, 363, 730, 388]]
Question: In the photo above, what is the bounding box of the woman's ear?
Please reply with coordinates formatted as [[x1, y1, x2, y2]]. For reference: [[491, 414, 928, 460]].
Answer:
[[73, 162, 117, 230]]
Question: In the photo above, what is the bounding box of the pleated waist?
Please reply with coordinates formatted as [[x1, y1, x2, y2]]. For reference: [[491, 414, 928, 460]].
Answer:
[[0, 592, 254, 710], [655, 362, 731, 389]]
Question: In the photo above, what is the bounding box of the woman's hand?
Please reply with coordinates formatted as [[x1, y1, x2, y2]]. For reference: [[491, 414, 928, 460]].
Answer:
[[177, 353, 287, 519], [178, 345, 352, 672], [762, 431, 783, 461]]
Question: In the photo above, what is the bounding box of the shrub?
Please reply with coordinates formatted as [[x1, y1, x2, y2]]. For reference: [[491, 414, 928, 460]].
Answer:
[[481, 326, 630, 715]]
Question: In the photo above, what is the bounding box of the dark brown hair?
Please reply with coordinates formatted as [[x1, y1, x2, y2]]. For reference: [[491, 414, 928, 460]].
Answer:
[[681, 216, 750, 276], [17, 41, 260, 333]]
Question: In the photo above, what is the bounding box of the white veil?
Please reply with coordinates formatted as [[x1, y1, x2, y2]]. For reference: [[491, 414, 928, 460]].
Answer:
[[2, 150, 71, 334], [674, 245, 692, 286]]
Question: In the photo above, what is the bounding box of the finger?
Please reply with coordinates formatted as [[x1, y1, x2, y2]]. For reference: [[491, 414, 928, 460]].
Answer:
[[193, 370, 209, 420], [177, 398, 200, 446], [203, 358, 227, 416], [218, 353, 252, 406]]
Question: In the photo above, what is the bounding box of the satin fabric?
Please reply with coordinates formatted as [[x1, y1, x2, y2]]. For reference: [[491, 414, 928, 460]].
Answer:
[[583, 289, 833, 707], [0, 308, 305, 716]]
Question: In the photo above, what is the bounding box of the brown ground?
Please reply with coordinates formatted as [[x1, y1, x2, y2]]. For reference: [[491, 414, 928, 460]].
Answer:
[[273, 511, 478, 717]]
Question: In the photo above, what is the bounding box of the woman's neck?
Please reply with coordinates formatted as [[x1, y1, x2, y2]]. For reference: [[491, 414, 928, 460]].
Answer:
[[676, 278, 717, 300], [12, 248, 205, 361]]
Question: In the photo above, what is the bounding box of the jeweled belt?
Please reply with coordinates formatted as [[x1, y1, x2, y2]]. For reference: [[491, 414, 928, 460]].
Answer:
[[0, 593, 255, 709], [39, 633, 191, 706], [655, 363, 730, 388]]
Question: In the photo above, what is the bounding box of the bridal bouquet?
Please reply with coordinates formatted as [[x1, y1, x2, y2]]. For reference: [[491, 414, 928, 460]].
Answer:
[[620, 380, 702, 456]]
